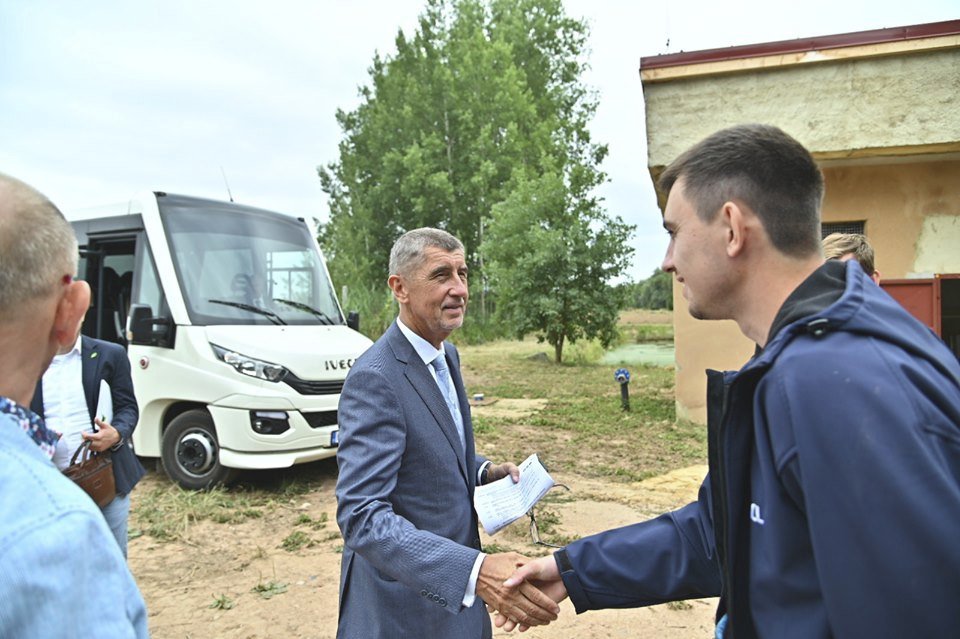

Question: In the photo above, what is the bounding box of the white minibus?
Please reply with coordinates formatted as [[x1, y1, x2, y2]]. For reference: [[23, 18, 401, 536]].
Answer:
[[69, 191, 372, 489]]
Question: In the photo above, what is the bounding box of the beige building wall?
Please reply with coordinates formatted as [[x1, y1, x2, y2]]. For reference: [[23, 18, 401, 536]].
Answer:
[[822, 159, 960, 277], [645, 42, 960, 169], [644, 29, 960, 424]]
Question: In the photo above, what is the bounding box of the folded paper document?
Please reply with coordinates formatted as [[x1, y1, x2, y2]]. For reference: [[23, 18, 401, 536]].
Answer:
[[474, 453, 555, 535]]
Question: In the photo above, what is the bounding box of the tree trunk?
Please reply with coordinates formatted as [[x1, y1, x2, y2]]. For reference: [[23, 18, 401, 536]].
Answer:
[[554, 335, 564, 364]]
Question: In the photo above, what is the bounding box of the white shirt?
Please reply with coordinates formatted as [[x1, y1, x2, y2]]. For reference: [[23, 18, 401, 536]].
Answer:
[[395, 318, 486, 608], [396, 318, 464, 442], [43, 335, 93, 471]]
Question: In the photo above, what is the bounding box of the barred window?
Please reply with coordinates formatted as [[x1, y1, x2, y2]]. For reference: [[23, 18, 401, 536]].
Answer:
[[821, 221, 865, 239]]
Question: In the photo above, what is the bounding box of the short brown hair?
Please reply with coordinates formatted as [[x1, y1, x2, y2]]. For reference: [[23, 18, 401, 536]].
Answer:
[[659, 124, 824, 258], [822, 232, 876, 275]]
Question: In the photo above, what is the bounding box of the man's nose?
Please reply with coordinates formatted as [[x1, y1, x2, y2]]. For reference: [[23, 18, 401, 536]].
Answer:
[[661, 247, 675, 273], [450, 275, 468, 298]]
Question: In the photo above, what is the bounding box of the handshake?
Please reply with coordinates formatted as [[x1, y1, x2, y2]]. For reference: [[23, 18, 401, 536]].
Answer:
[[478, 552, 567, 633]]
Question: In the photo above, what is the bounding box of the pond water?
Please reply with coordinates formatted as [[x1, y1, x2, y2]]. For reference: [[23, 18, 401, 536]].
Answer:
[[601, 342, 675, 367]]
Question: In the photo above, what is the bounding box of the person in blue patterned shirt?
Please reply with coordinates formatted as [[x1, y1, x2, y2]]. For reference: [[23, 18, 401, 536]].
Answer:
[[0, 172, 149, 638]]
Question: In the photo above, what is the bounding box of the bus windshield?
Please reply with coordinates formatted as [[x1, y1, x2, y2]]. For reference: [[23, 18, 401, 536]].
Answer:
[[159, 195, 342, 326]]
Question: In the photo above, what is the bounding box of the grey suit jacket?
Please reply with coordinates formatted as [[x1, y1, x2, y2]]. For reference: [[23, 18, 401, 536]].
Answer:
[[335, 321, 491, 639]]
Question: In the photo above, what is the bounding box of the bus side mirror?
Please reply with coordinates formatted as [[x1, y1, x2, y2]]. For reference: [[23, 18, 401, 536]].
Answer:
[[128, 303, 171, 345], [347, 311, 360, 332]]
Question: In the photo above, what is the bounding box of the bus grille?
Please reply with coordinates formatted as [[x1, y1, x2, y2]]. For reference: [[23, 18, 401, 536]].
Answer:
[[303, 411, 338, 429], [283, 373, 344, 395]]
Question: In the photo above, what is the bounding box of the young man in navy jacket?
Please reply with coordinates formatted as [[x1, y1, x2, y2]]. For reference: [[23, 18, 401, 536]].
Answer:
[[499, 124, 960, 638]]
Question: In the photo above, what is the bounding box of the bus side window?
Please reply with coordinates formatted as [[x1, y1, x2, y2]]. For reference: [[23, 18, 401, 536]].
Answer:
[[131, 237, 175, 348]]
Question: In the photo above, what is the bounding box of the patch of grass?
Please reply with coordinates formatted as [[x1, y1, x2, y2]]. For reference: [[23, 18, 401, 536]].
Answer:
[[621, 323, 674, 344], [131, 485, 272, 542], [482, 543, 510, 554], [462, 339, 706, 481], [526, 507, 580, 547], [564, 339, 606, 365], [295, 512, 331, 531], [471, 415, 496, 435], [667, 600, 693, 611], [280, 530, 315, 552], [209, 594, 235, 610], [252, 579, 288, 599]]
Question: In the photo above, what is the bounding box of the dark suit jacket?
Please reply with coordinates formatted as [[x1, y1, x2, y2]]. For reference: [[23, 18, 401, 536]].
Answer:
[[335, 321, 491, 639], [32, 336, 146, 496]]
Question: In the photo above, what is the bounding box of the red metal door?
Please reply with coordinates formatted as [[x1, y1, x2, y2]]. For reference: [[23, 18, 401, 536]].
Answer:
[[880, 278, 941, 336]]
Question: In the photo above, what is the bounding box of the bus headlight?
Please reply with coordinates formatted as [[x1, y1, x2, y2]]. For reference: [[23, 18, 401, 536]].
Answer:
[[211, 344, 288, 382]]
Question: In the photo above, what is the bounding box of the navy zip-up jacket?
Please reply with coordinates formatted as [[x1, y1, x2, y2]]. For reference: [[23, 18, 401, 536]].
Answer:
[[555, 260, 960, 638]]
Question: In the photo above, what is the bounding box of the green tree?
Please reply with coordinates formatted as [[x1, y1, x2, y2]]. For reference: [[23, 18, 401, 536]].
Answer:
[[319, 0, 557, 298], [318, 0, 619, 320], [482, 172, 633, 363], [635, 268, 673, 310]]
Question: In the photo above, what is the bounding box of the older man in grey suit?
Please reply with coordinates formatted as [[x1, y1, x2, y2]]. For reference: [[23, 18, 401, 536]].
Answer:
[[335, 228, 559, 638]]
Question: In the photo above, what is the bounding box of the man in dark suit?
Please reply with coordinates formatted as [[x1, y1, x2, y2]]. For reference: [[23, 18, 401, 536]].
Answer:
[[33, 332, 146, 557], [335, 228, 559, 638]]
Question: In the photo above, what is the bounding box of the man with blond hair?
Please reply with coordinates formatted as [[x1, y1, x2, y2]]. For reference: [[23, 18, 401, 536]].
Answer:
[[0, 173, 148, 637], [822, 232, 880, 283]]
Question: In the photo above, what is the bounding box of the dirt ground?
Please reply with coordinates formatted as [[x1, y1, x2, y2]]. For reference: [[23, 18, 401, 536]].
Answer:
[[129, 446, 715, 638]]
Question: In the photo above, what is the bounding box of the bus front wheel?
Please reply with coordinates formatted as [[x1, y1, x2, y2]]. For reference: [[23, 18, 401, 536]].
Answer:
[[161, 410, 237, 490]]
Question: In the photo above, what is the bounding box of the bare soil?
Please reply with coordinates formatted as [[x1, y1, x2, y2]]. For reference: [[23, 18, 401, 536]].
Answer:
[[129, 458, 716, 638]]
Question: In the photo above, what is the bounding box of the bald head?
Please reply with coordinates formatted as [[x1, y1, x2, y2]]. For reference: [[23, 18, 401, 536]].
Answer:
[[0, 173, 79, 320], [0, 174, 91, 405]]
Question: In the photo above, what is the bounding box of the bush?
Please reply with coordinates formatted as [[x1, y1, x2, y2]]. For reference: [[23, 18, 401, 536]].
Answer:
[[338, 284, 396, 341], [622, 269, 673, 310], [564, 338, 606, 365]]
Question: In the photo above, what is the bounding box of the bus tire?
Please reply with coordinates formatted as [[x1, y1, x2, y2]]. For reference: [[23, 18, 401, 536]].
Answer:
[[161, 410, 238, 490]]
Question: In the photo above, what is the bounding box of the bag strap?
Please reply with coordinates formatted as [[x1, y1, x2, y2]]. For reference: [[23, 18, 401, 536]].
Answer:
[[69, 440, 93, 466]]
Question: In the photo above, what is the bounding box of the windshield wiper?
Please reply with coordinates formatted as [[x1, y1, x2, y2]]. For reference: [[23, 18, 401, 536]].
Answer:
[[207, 299, 287, 325], [272, 298, 337, 325]]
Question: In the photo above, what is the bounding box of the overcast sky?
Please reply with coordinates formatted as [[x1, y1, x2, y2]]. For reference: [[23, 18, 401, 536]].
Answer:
[[1, 1, 955, 280]]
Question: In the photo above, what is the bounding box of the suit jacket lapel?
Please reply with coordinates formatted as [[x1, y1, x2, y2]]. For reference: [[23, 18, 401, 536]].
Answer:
[[387, 324, 469, 482], [80, 336, 101, 423], [30, 381, 44, 417]]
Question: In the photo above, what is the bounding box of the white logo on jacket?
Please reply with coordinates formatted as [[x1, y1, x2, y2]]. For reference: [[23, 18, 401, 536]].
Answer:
[[750, 502, 765, 525]]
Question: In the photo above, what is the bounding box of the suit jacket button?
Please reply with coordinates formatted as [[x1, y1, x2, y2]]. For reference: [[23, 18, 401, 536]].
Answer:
[[439, 598, 447, 606], [420, 590, 428, 597]]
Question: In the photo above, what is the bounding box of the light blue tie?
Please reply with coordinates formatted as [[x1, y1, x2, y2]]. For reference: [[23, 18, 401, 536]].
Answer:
[[432, 353, 465, 453]]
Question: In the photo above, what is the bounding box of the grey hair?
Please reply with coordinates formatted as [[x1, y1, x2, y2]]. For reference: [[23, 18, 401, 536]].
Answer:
[[389, 227, 464, 277], [0, 173, 79, 319]]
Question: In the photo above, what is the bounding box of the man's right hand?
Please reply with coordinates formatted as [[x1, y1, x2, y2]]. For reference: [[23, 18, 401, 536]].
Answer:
[[495, 554, 568, 632], [475, 552, 560, 629]]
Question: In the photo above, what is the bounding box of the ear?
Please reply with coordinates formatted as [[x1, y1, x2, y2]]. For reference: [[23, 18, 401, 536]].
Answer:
[[387, 274, 408, 305], [721, 201, 749, 258], [51, 280, 90, 349]]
